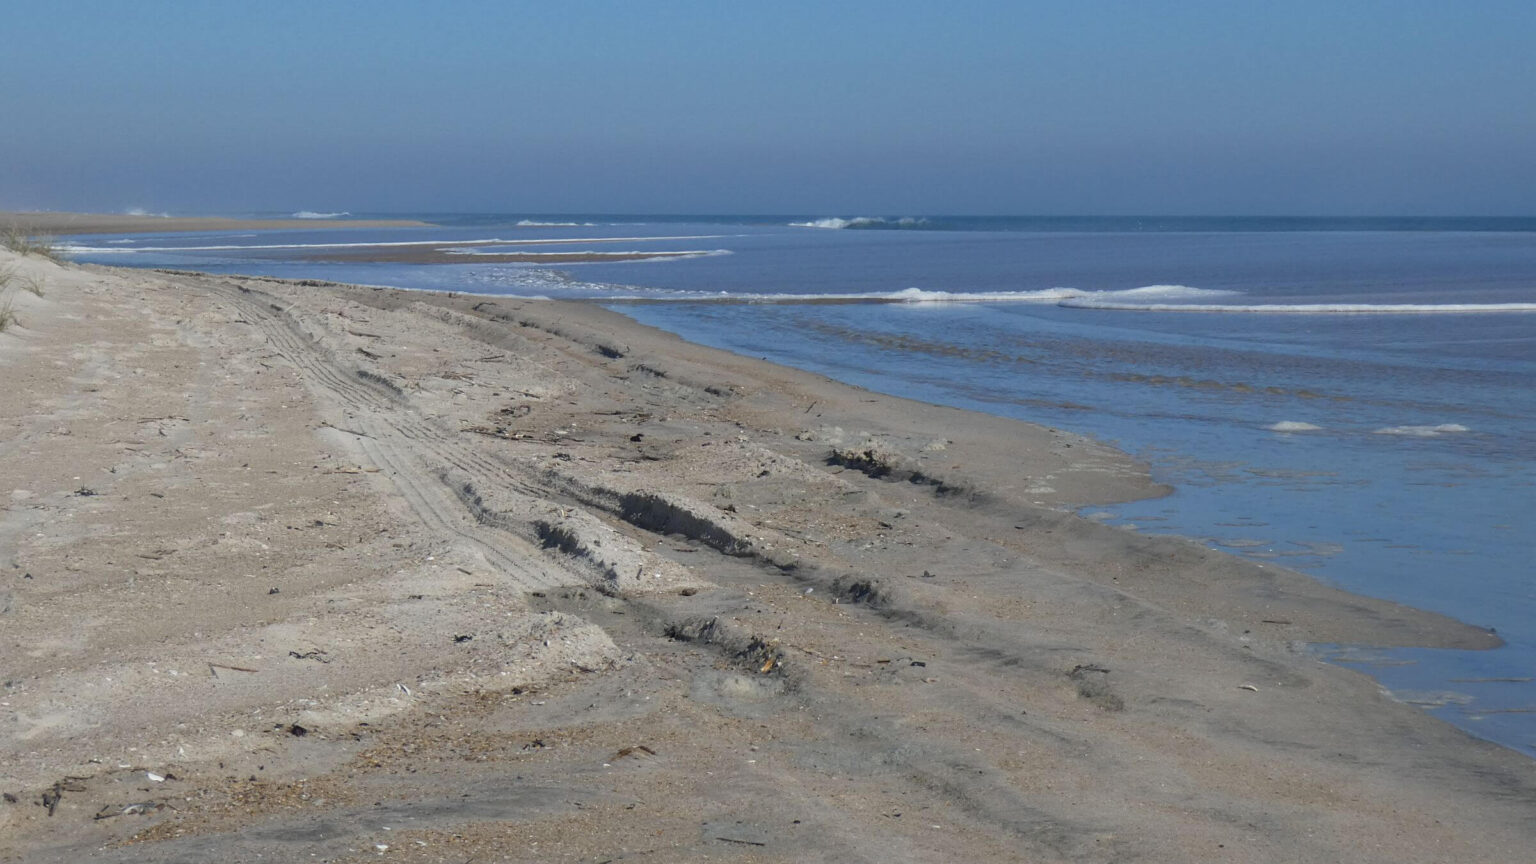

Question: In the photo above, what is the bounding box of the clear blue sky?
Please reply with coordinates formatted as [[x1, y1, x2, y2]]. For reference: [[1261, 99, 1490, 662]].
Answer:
[[4, 1, 1533, 215]]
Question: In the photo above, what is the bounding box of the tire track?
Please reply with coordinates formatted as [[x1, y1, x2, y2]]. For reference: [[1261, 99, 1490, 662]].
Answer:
[[191, 278, 582, 591]]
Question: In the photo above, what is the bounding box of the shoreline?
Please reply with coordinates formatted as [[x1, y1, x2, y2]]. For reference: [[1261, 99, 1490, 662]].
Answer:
[[2, 250, 1531, 862]]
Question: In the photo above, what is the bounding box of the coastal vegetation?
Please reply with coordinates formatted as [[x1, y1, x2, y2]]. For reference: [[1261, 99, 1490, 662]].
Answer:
[[1, 222, 61, 261]]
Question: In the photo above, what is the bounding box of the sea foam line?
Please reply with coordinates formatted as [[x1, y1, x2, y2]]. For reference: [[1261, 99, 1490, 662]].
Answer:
[[57, 234, 735, 255], [1063, 299, 1536, 314], [789, 216, 928, 229]]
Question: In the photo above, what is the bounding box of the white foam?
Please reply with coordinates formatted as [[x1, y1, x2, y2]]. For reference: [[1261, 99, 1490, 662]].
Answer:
[[883, 287, 1083, 304], [1373, 424, 1470, 437], [447, 249, 732, 261], [789, 216, 927, 229], [1098, 284, 1238, 300], [1063, 297, 1536, 314], [515, 220, 596, 227], [58, 234, 735, 255], [123, 208, 170, 218], [292, 211, 350, 219], [1269, 421, 1323, 432]]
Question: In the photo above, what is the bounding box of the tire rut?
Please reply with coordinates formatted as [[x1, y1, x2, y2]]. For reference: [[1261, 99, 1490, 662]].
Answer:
[[196, 278, 584, 592]]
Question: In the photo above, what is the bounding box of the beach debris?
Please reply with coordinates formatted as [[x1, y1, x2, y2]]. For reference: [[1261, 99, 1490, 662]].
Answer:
[[288, 649, 331, 663], [207, 662, 260, 678], [288, 724, 310, 737], [93, 801, 167, 820], [268, 586, 280, 595], [613, 745, 657, 760], [320, 421, 374, 439], [452, 634, 474, 643], [716, 836, 767, 847], [1238, 684, 1260, 692], [145, 771, 166, 783], [40, 779, 85, 816], [73, 486, 98, 497]]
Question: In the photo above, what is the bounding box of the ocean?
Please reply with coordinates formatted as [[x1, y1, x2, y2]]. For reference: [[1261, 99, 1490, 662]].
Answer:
[[62, 214, 1536, 757]]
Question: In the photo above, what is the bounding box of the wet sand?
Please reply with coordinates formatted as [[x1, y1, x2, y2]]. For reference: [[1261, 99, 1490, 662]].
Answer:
[[1, 249, 1532, 863]]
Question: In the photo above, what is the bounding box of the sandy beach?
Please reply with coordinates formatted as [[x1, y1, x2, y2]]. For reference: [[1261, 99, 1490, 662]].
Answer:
[[2, 247, 1533, 863]]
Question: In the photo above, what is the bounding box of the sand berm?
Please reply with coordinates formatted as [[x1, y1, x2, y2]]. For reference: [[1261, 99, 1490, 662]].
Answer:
[[2, 246, 1533, 863]]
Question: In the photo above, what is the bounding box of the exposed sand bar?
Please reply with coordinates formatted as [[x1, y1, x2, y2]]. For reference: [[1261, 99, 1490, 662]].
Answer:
[[1, 250, 1532, 863], [297, 244, 716, 265], [2, 211, 431, 236]]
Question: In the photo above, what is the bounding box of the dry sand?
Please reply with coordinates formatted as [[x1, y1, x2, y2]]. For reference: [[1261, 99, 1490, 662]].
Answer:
[[0, 248, 1532, 863]]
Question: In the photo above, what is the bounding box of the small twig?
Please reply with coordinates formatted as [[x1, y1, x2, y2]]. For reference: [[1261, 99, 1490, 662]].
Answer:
[[716, 837, 767, 847], [208, 662, 260, 678], [320, 422, 374, 439]]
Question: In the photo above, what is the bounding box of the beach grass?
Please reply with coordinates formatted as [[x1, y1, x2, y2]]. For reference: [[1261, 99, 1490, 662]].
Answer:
[[0, 293, 16, 333], [1, 223, 62, 261], [20, 272, 45, 297]]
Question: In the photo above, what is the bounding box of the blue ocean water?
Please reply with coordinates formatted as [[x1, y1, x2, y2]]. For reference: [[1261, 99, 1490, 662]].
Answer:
[[64, 215, 1536, 756]]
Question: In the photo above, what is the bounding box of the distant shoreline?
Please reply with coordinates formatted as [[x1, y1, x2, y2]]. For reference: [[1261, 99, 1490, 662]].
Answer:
[[0, 210, 432, 235]]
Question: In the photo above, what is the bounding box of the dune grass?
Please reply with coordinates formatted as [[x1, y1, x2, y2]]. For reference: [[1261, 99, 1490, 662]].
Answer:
[[0, 293, 15, 333], [1, 223, 62, 261]]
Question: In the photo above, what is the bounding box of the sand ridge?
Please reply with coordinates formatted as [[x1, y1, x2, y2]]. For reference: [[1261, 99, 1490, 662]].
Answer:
[[0, 250, 1531, 863]]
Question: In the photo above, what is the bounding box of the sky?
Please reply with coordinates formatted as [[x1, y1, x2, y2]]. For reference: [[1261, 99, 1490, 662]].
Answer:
[[3, 1, 1533, 216]]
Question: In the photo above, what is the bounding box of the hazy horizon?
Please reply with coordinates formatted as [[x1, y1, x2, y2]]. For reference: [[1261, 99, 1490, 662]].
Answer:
[[5, 2, 1533, 217]]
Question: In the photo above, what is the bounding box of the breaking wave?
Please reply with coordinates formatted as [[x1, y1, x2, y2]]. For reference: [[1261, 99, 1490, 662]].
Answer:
[[447, 249, 733, 261], [292, 211, 350, 219], [1062, 294, 1536, 314], [515, 219, 597, 227], [1269, 421, 1323, 432], [790, 216, 929, 230], [1373, 424, 1470, 437]]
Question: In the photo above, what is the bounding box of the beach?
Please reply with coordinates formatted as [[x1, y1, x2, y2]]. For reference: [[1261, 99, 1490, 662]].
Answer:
[[2, 246, 1534, 862]]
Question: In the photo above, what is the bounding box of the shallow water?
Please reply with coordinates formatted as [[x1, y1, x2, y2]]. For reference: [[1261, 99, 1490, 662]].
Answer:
[[68, 215, 1536, 756]]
